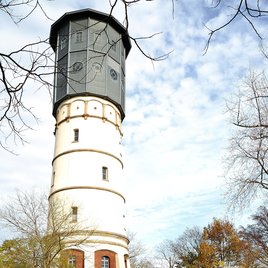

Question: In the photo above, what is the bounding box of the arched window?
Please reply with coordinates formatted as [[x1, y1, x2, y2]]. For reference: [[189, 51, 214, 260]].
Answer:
[[95, 250, 115, 268], [61, 249, 84, 268], [101, 256, 110, 268], [124, 254, 129, 268]]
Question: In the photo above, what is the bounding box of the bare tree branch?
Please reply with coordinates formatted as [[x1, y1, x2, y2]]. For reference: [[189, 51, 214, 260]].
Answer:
[[204, 0, 268, 54], [0, 0, 53, 24], [0, 38, 54, 152]]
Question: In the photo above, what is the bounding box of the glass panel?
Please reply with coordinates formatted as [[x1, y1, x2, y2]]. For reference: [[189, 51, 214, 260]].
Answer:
[[61, 37, 67, 49], [72, 207, 78, 222], [101, 256, 109, 268], [76, 31, 83, 43], [68, 255, 76, 267], [102, 167, 108, 180], [73, 129, 79, 142]]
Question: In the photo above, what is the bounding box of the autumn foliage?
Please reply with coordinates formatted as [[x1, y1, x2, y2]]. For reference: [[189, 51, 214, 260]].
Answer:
[[158, 216, 267, 268], [198, 218, 245, 267]]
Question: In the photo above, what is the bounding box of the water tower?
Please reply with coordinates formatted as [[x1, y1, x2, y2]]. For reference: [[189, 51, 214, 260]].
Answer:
[[49, 8, 131, 268]]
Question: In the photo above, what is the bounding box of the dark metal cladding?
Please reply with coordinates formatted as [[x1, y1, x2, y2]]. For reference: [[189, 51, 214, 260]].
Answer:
[[50, 9, 131, 56], [49, 8, 131, 119]]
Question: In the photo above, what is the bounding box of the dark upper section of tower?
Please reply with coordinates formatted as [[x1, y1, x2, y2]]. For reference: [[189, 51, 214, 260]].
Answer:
[[49, 8, 131, 119]]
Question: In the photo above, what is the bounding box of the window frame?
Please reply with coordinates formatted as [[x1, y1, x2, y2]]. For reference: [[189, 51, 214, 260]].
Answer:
[[71, 206, 78, 222], [76, 31, 83, 43], [73, 129, 79, 142], [68, 255, 76, 267], [101, 256, 110, 268], [60, 37, 67, 50], [102, 166, 108, 181], [51, 171, 55, 187]]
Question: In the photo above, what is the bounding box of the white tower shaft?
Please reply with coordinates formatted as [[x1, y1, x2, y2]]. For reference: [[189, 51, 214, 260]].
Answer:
[[50, 96, 129, 267]]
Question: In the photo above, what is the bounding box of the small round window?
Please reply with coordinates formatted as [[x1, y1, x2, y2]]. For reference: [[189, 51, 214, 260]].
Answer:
[[110, 69, 118, 80], [72, 62, 83, 72]]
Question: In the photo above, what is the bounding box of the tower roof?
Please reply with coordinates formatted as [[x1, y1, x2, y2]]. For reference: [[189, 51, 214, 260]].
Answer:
[[49, 8, 131, 56]]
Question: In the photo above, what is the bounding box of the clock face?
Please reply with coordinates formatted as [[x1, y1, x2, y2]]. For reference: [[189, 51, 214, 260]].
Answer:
[[72, 62, 83, 72], [110, 68, 118, 80]]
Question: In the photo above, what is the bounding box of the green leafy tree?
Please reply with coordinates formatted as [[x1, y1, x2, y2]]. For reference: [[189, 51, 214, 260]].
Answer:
[[0, 238, 34, 268]]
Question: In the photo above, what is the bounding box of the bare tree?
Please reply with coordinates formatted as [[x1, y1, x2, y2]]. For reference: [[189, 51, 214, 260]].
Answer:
[[172, 226, 202, 267], [240, 206, 268, 267], [128, 232, 154, 268], [155, 227, 202, 268], [224, 71, 268, 210], [0, 190, 93, 268], [155, 239, 178, 268]]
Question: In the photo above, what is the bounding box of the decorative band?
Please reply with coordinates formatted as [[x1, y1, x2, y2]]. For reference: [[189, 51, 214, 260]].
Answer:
[[49, 186, 126, 203], [49, 230, 129, 249], [57, 114, 123, 137], [66, 238, 129, 250], [52, 148, 123, 168]]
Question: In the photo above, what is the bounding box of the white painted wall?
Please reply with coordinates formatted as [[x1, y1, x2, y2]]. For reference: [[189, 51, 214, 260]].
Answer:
[[49, 96, 129, 268]]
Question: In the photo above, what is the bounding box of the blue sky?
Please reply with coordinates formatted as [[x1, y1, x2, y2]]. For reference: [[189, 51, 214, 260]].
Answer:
[[0, 0, 267, 251]]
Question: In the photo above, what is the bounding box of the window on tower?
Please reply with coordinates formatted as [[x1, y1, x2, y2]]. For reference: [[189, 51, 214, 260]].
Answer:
[[60, 37, 67, 50], [124, 254, 129, 268], [101, 256, 110, 268], [68, 255, 76, 267], [51, 171, 55, 187], [73, 129, 79, 142], [76, 31, 83, 43], [102, 166, 108, 181], [71, 206, 78, 222]]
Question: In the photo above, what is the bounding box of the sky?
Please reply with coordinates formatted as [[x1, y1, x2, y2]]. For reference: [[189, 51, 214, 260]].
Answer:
[[0, 0, 267, 252]]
